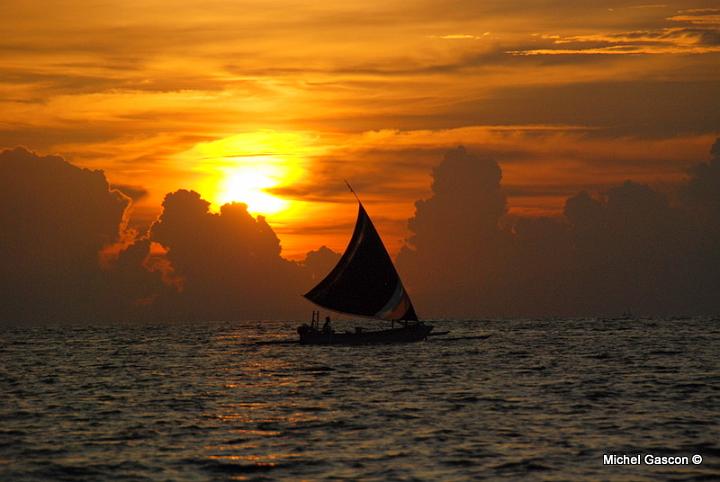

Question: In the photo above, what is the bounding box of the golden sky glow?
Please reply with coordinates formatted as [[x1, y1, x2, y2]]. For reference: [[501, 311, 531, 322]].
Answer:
[[1, 1, 719, 258], [177, 131, 317, 216]]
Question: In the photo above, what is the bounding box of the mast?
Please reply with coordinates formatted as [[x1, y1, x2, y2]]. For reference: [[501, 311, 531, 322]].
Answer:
[[344, 179, 361, 203]]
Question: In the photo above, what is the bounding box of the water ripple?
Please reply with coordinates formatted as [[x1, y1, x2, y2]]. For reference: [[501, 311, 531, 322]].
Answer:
[[1, 319, 718, 480]]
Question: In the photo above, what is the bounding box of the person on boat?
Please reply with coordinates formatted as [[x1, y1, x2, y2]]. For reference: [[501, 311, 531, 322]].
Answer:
[[322, 316, 332, 333]]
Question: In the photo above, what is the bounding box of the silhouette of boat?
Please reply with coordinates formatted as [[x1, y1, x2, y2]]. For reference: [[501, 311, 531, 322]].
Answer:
[[607, 310, 635, 321], [298, 182, 433, 345]]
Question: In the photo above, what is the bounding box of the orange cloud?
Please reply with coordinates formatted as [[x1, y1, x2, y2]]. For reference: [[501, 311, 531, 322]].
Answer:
[[512, 8, 720, 56]]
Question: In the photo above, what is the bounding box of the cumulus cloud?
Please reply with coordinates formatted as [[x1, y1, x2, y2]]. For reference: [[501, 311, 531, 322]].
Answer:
[[148, 190, 312, 320], [0, 148, 340, 324], [4, 139, 720, 323], [0, 147, 156, 323], [398, 140, 720, 318], [301, 245, 341, 283], [681, 137, 720, 221], [397, 147, 512, 316]]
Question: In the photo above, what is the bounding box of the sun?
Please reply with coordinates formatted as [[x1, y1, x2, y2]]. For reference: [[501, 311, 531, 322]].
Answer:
[[179, 131, 321, 217], [215, 155, 289, 215]]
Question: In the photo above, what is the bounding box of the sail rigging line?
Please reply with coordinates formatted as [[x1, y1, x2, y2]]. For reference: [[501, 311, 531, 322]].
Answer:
[[344, 179, 360, 202]]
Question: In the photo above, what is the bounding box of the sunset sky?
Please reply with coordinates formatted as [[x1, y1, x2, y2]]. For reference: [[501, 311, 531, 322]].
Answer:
[[2, 1, 718, 258]]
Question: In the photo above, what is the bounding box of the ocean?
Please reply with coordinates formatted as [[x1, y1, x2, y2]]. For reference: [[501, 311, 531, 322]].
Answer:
[[1, 318, 718, 481]]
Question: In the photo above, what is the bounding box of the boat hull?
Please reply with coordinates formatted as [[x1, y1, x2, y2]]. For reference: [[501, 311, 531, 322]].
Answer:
[[297, 323, 433, 345]]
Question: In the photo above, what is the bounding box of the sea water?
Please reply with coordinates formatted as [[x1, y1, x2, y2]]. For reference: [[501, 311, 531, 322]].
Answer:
[[1, 319, 718, 481]]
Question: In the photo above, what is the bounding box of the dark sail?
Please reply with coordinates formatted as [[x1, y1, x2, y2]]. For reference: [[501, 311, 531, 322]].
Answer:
[[304, 203, 418, 321]]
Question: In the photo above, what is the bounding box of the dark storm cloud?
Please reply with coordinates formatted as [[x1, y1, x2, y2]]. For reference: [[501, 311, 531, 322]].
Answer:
[[397, 147, 511, 317], [680, 137, 720, 224], [397, 140, 720, 318], [0, 147, 160, 323], [0, 149, 334, 323], [148, 190, 312, 320], [4, 139, 720, 322], [302, 246, 341, 284]]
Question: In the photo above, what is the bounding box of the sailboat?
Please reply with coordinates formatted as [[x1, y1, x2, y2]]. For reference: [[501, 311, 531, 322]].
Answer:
[[297, 183, 433, 345]]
